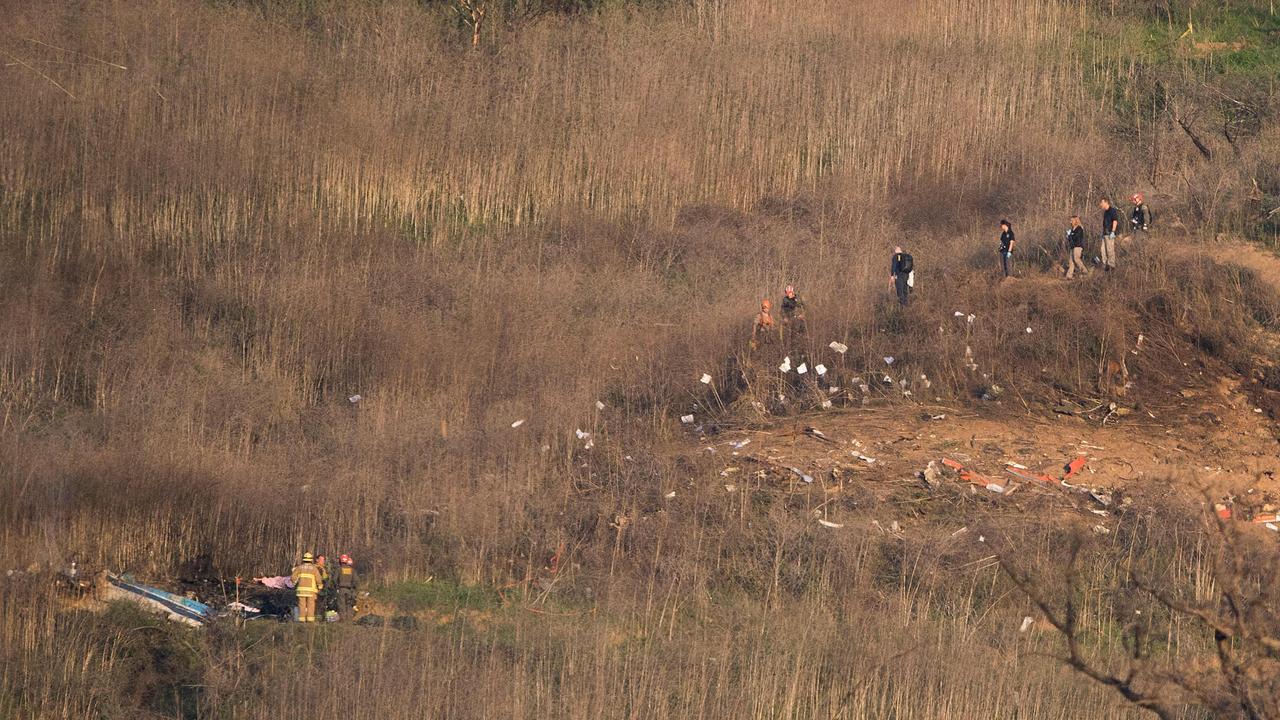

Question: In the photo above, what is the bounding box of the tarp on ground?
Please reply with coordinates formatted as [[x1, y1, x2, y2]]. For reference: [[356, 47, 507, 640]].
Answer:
[[106, 574, 213, 627]]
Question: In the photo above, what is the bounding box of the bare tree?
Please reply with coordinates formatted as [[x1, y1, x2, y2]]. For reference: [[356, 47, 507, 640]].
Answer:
[[999, 507, 1280, 719]]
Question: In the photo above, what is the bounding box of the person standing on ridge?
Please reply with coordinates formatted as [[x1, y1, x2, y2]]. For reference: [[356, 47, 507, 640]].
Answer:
[[1065, 215, 1088, 280], [751, 299, 775, 350], [780, 285, 807, 340], [998, 220, 1016, 277], [889, 247, 913, 306], [1100, 197, 1119, 271], [1130, 193, 1150, 235], [337, 554, 359, 620], [290, 552, 323, 623]]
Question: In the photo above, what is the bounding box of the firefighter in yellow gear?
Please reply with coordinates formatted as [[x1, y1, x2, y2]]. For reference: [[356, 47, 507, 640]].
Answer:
[[291, 552, 324, 622]]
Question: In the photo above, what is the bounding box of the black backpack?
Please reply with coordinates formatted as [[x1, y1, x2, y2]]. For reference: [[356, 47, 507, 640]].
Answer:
[[898, 253, 913, 275]]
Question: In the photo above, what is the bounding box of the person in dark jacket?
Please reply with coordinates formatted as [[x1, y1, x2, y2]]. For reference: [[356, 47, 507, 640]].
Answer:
[[779, 285, 807, 340], [889, 247, 912, 306], [1099, 197, 1119, 271], [1065, 216, 1088, 280], [336, 554, 359, 619], [1130, 193, 1150, 235], [998, 220, 1016, 277]]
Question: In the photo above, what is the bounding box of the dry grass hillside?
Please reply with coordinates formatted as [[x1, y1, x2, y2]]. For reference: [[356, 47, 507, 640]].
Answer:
[[1, 0, 1279, 717]]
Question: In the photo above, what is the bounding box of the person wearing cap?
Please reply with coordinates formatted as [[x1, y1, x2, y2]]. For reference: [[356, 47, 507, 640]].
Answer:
[[1065, 215, 1088, 279], [1099, 197, 1119, 271], [779, 285, 807, 340], [751, 299, 776, 350], [290, 552, 324, 622], [998, 220, 1016, 277], [336, 554, 359, 619], [1130, 193, 1150, 235]]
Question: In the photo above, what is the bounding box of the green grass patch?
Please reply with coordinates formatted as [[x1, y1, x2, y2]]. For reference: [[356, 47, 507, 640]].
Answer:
[[373, 579, 501, 613]]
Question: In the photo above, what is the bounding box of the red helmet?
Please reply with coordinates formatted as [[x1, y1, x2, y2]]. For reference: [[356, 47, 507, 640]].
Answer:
[[340, 554, 353, 565], [1131, 192, 1144, 203]]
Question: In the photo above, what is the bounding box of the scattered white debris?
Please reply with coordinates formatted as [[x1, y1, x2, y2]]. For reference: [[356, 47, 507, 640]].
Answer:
[[884, 356, 894, 365], [664, 491, 676, 499], [700, 373, 713, 384], [797, 363, 808, 375], [1019, 616, 1034, 633], [829, 341, 848, 354], [859, 384, 870, 394], [680, 414, 695, 424], [853, 453, 877, 465], [1025, 327, 1033, 334], [724, 484, 737, 492], [595, 400, 606, 411], [1006, 462, 1027, 469], [790, 467, 814, 484], [1265, 523, 1278, 532], [817, 519, 844, 529], [828, 386, 840, 394], [931, 414, 946, 420], [986, 483, 1005, 494], [1092, 524, 1111, 535], [967, 314, 976, 324], [731, 439, 751, 449], [348, 395, 362, 403], [575, 428, 590, 440], [779, 357, 792, 373], [815, 364, 827, 376], [821, 400, 832, 409], [511, 419, 525, 428], [1256, 408, 1264, 414], [890, 520, 902, 533], [624, 455, 633, 461], [954, 311, 965, 317], [883, 375, 893, 384], [978, 535, 986, 543]]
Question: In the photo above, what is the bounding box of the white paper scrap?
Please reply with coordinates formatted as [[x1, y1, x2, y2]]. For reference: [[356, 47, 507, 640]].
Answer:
[[511, 419, 525, 428], [815, 364, 827, 376], [595, 400, 605, 411], [817, 519, 844, 529], [348, 395, 362, 403], [829, 341, 848, 354], [797, 363, 808, 375], [700, 373, 712, 384], [680, 414, 695, 424]]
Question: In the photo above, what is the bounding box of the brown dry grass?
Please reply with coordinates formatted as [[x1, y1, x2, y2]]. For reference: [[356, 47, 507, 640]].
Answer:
[[1, 0, 1278, 717]]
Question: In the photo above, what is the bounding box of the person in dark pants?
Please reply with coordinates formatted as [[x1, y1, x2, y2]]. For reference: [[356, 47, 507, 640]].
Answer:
[[1130, 193, 1150, 235], [1099, 197, 1119, 271], [780, 285, 807, 341], [336, 554, 359, 619], [889, 247, 913, 306], [998, 220, 1016, 277], [1065, 216, 1088, 279]]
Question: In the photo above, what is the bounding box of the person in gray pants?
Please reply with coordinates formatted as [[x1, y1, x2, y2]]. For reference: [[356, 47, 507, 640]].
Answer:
[[1065, 216, 1088, 280], [1099, 197, 1119, 271]]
